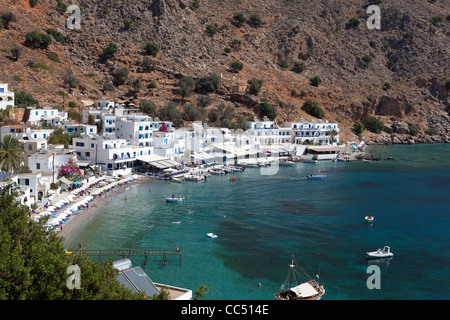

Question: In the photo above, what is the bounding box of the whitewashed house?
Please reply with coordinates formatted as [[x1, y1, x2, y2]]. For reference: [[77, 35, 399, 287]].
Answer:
[[71, 135, 154, 177], [0, 83, 14, 110], [27, 149, 78, 174], [115, 114, 153, 147], [0, 125, 53, 141], [285, 119, 339, 145], [65, 124, 97, 136], [26, 107, 67, 126]]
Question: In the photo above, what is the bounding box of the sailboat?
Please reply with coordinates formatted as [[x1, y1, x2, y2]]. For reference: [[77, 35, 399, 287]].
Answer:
[[274, 255, 325, 300]]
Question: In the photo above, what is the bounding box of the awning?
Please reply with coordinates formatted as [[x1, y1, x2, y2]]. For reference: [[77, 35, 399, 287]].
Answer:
[[59, 177, 72, 185], [290, 283, 318, 298], [137, 154, 169, 163]]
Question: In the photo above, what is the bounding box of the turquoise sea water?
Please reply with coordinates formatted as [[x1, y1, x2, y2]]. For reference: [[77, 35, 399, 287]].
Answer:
[[64, 144, 450, 300]]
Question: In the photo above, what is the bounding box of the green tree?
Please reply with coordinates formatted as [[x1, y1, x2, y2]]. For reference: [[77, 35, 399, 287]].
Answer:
[[233, 13, 246, 27], [362, 116, 384, 133], [353, 121, 365, 134], [101, 42, 118, 60], [0, 184, 146, 300], [301, 100, 325, 118], [195, 74, 220, 93], [193, 283, 210, 300], [293, 61, 306, 73], [261, 101, 277, 120], [247, 78, 263, 96], [0, 136, 25, 173], [144, 42, 159, 55], [14, 91, 39, 107], [230, 60, 243, 72], [139, 99, 157, 117], [63, 68, 80, 91], [0, 12, 16, 29], [47, 128, 72, 147], [158, 101, 180, 121], [183, 103, 205, 121], [205, 24, 217, 36], [249, 14, 263, 27], [113, 67, 129, 86], [309, 75, 322, 87], [177, 76, 196, 99]]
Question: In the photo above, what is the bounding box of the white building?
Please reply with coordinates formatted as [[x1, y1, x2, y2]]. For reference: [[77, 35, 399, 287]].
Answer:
[[26, 107, 67, 126], [0, 84, 14, 110], [151, 122, 185, 159], [71, 135, 154, 177], [286, 119, 339, 145], [0, 125, 53, 141], [245, 117, 292, 146], [115, 114, 153, 146], [65, 124, 97, 136], [27, 149, 78, 174]]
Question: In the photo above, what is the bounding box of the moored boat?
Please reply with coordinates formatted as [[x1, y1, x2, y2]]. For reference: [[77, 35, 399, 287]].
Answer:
[[366, 246, 393, 259], [274, 255, 325, 300], [207, 233, 218, 238], [165, 195, 185, 202], [303, 159, 318, 163], [365, 215, 374, 223]]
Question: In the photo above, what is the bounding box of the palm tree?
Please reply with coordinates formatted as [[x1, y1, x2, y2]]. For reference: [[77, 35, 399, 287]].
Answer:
[[0, 135, 25, 173], [329, 129, 339, 145]]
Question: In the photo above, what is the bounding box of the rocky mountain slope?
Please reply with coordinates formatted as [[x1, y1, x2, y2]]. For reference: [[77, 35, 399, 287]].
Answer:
[[0, 0, 449, 143]]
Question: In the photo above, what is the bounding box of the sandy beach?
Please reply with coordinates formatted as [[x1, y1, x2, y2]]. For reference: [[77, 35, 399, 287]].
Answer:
[[59, 176, 151, 239], [33, 175, 151, 240]]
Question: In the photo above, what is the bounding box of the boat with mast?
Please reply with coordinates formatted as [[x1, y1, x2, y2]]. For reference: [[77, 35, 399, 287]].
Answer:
[[274, 255, 325, 300]]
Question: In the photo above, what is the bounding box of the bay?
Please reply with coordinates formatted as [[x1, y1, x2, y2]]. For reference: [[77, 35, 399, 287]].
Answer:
[[63, 144, 450, 300]]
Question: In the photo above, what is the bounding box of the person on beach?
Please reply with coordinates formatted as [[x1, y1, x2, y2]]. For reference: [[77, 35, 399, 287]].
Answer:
[[125, 195, 127, 201]]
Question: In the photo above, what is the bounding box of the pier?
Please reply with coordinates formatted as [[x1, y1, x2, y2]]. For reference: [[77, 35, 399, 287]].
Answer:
[[72, 245, 182, 267]]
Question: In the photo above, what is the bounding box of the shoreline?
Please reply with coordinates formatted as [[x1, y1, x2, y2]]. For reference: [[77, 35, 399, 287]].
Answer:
[[57, 175, 150, 241]]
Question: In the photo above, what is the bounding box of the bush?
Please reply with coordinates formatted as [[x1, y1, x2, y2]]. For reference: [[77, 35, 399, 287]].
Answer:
[[0, 12, 16, 29], [425, 127, 438, 135], [139, 99, 157, 116], [362, 116, 384, 133], [408, 124, 420, 136], [177, 76, 196, 99], [102, 42, 118, 60], [112, 66, 129, 85], [233, 13, 246, 27], [302, 100, 325, 118], [309, 75, 322, 87], [68, 101, 77, 108], [195, 74, 220, 93], [15, 91, 39, 107], [247, 78, 263, 96], [147, 81, 157, 89], [47, 53, 61, 63], [347, 17, 360, 28], [25, 30, 52, 48], [158, 101, 180, 122], [278, 60, 289, 69], [230, 60, 243, 72], [183, 103, 205, 121], [46, 28, 70, 44], [224, 47, 231, 53], [261, 101, 277, 120], [383, 82, 391, 90], [142, 56, 157, 72], [205, 24, 217, 37], [293, 61, 306, 73], [249, 14, 263, 27], [353, 121, 365, 134], [362, 54, 372, 66], [144, 42, 159, 55], [29, 0, 39, 8]]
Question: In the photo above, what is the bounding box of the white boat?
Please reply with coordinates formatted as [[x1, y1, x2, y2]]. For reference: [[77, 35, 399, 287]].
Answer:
[[365, 215, 374, 223], [172, 221, 181, 224], [335, 157, 349, 162], [303, 159, 318, 163], [279, 160, 295, 166], [274, 255, 325, 300], [307, 174, 326, 180], [165, 195, 185, 202], [207, 233, 218, 238], [366, 246, 393, 259], [184, 175, 202, 181]]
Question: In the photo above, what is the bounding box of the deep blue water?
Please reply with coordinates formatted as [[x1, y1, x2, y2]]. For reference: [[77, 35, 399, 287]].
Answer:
[[64, 144, 450, 300]]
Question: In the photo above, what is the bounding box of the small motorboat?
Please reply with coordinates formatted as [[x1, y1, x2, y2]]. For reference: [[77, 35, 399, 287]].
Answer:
[[279, 160, 295, 166], [165, 195, 185, 202], [366, 246, 393, 259], [207, 233, 218, 238], [303, 159, 318, 163], [229, 177, 235, 181], [307, 174, 326, 180], [365, 215, 374, 223], [172, 221, 181, 224]]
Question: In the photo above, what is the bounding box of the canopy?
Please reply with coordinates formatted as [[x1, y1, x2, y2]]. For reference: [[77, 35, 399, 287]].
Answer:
[[72, 181, 83, 185], [289, 283, 318, 298]]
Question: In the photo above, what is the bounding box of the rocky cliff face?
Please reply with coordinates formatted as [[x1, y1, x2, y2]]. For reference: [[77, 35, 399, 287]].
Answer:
[[0, 0, 449, 143]]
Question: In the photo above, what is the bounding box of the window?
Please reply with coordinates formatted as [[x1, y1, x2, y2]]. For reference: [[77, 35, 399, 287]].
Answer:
[[28, 144, 33, 151], [85, 152, 90, 157], [36, 163, 40, 169], [75, 142, 85, 147]]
